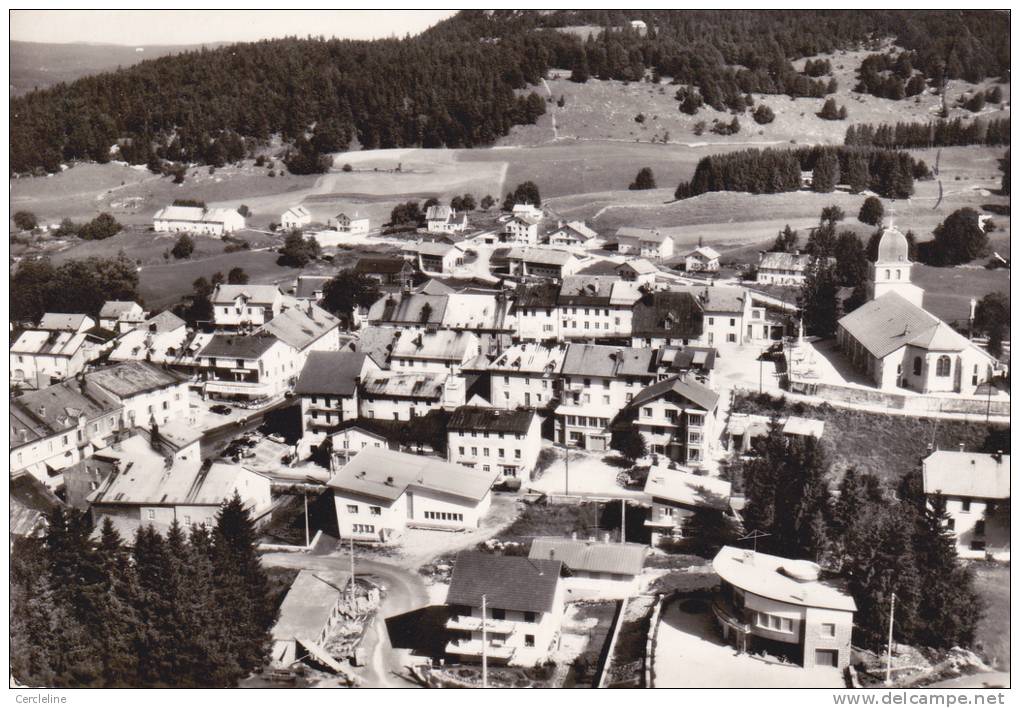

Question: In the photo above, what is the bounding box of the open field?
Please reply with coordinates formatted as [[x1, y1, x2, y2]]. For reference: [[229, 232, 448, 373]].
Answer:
[[971, 562, 1010, 671]]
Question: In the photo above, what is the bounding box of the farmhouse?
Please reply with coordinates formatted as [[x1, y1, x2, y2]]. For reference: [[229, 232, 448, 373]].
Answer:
[[331, 212, 370, 235], [615, 227, 674, 261], [644, 468, 733, 545], [445, 551, 565, 666], [211, 284, 286, 328], [922, 449, 1010, 560], [615, 258, 658, 286], [506, 247, 580, 281], [353, 256, 415, 288], [293, 351, 383, 434], [685, 246, 721, 272], [153, 205, 245, 236], [98, 301, 146, 333], [328, 447, 498, 542], [280, 205, 312, 230], [756, 251, 815, 285], [447, 406, 543, 479], [426, 205, 468, 234], [625, 374, 720, 466], [546, 220, 598, 248], [529, 537, 648, 598], [712, 546, 856, 670]]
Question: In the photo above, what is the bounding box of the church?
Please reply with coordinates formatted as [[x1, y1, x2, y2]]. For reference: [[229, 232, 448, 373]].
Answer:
[[835, 227, 996, 395]]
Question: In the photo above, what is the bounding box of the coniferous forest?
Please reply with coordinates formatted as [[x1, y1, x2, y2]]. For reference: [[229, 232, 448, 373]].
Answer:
[[9, 10, 1010, 175], [845, 118, 1011, 150]]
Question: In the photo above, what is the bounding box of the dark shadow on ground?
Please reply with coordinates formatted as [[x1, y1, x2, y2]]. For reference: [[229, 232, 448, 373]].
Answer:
[[386, 605, 451, 659]]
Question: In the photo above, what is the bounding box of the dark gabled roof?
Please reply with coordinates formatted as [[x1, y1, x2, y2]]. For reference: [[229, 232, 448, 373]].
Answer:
[[529, 538, 647, 576], [446, 551, 563, 614], [354, 257, 410, 275], [655, 346, 717, 372], [448, 406, 536, 435], [198, 333, 281, 359], [513, 281, 560, 309], [86, 361, 185, 399], [629, 375, 720, 412], [631, 291, 704, 338], [294, 351, 370, 396]]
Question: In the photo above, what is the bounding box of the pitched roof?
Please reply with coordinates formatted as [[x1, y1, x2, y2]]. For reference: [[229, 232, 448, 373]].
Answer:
[[529, 538, 647, 576], [145, 310, 186, 333], [294, 275, 331, 300], [560, 343, 656, 378], [273, 570, 348, 641], [446, 551, 562, 614], [672, 285, 747, 314], [506, 247, 574, 266], [448, 406, 537, 435], [414, 241, 461, 257], [11, 381, 122, 448], [10, 474, 62, 537], [758, 251, 813, 272], [353, 257, 410, 275], [283, 205, 311, 219], [631, 291, 704, 339], [923, 450, 1010, 499], [616, 227, 668, 243], [441, 293, 509, 331], [426, 205, 454, 221], [713, 546, 857, 612], [367, 293, 447, 325], [687, 246, 720, 260], [360, 370, 446, 400], [258, 304, 339, 351], [550, 221, 598, 240], [782, 416, 825, 439], [86, 361, 184, 399], [199, 333, 282, 360], [99, 301, 142, 319], [153, 205, 241, 224], [210, 284, 282, 305], [38, 313, 92, 331], [391, 329, 476, 362], [10, 329, 87, 357], [655, 345, 717, 373], [354, 325, 400, 365], [92, 456, 266, 507], [629, 374, 720, 412], [488, 343, 566, 375], [558, 275, 614, 304], [513, 281, 560, 309], [837, 292, 974, 359], [294, 352, 372, 396], [617, 258, 657, 275], [328, 447, 497, 503], [643, 467, 732, 511]]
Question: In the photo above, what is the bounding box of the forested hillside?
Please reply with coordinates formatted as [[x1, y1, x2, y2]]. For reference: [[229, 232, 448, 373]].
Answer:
[[9, 10, 1009, 174]]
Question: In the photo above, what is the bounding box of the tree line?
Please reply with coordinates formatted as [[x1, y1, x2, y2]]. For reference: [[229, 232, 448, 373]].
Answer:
[[845, 118, 1010, 149], [11, 496, 277, 687], [739, 419, 983, 650], [675, 146, 926, 200], [11, 254, 141, 324]]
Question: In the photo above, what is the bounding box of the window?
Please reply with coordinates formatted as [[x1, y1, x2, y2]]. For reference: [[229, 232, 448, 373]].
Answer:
[[459, 446, 465, 455], [369, 506, 381, 516], [708, 317, 714, 325], [347, 504, 359, 514], [524, 634, 535, 647], [353, 524, 375, 534], [147, 509, 155, 520], [643, 407, 653, 417], [975, 520, 986, 536], [514, 450, 521, 460], [961, 500, 971, 513], [821, 623, 836, 638], [936, 355, 951, 377], [183, 515, 191, 525], [730, 318, 735, 326], [471, 447, 478, 456], [726, 333, 737, 343], [913, 357, 922, 376], [492, 608, 506, 620]]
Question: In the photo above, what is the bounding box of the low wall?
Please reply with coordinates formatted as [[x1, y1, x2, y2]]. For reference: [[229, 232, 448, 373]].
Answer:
[[595, 598, 628, 688], [788, 380, 1010, 418], [644, 594, 665, 688]]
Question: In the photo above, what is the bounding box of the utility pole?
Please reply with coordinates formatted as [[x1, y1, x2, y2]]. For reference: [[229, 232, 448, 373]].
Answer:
[[563, 435, 570, 497], [481, 594, 488, 688], [620, 497, 626, 543], [884, 592, 896, 686], [304, 492, 310, 548], [349, 537, 356, 606]]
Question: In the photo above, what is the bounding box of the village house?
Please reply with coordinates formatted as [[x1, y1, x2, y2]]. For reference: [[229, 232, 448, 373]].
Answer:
[[353, 256, 415, 289], [440, 293, 515, 340], [85, 361, 189, 429], [366, 292, 447, 331], [529, 537, 648, 599], [280, 205, 312, 230], [923, 449, 1010, 560], [426, 205, 468, 234], [630, 290, 705, 348], [10, 474, 62, 540], [615, 259, 658, 286], [328, 447, 498, 542], [546, 220, 599, 249], [556, 276, 643, 341], [725, 414, 826, 453], [108, 311, 189, 365], [685, 246, 721, 272], [506, 247, 581, 281], [10, 329, 91, 388], [653, 345, 717, 386], [293, 275, 331, 305], [756, 251, 815, 285], [270, 569, 351, 667], [615, 227, 675, 261], [624, 374, 720, 466], [673, 285, 782, 347], [643, 467, 733, 545], [512, 203, 543, 220], [406, 241, 464, 274], [211, 284, 286, 328], [196, 333, 297, 401], [711, 546, 856, 670], [358, 370, 451, 421], [153, 205, 246, 236], [257, 302, 343, 373], [98, 301, 146, 333], [390, 329, 480, 375], [330, 212, 370, 236], [487, 342, 566, 409], [294, 351, 384, 435], [504, 212, 542, 245], [38, 313, 96, 334], [328, 423, 391, 464], [511, 282, 561, 341], [555, 344, 659, 450], [445, 551, 565, 667], [89, 443, 272, 537], [447, 406, 543, 480], [10, 379, 123, 488]]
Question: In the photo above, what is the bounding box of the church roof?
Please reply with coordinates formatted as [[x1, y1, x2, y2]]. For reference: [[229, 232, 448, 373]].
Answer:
[[876, 227, 910, 264]]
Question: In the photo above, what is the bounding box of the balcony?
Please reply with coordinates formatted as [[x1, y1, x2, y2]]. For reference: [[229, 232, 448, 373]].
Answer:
[[446, 615, 517, 635], [445, 639, 515, 661], [204, 379, 275, 397], [712, 597, 750, 636]]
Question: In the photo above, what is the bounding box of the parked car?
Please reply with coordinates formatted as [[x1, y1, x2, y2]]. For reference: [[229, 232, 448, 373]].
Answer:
[[210, 404, 232, 415]]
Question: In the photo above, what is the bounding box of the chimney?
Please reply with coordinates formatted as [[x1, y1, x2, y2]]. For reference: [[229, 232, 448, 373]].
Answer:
[[993, 450, 1003, 464], [549, 549, 555, 560], [959, 443, 966, 452], [39, 405, 46, 417], [570, 531, 577, 540]]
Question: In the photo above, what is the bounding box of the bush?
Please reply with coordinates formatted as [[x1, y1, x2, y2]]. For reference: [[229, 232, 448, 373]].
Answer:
[[629, 167, 656, 190], [77, 212, 122, 241], [171, 234, 195, 259], [341, 163, 353, 172], [13, 211, 38, 231], [858, 196, 884, 226], [753, 105, 775, 125]]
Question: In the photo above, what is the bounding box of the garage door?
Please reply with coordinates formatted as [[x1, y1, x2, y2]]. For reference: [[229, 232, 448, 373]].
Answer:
[[815, 649, 839, 667]]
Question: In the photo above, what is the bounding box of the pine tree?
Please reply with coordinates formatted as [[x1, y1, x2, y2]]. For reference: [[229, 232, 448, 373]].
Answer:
[[811, 151, 839, 192]]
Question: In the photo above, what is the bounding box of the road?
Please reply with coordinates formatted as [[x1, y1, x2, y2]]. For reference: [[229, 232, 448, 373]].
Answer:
[[261, 551, 429, 688], [199, 397, 293, 459]]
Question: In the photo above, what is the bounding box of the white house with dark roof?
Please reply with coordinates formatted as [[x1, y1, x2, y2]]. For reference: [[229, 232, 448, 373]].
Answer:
[[99, 301, 146, 333], [445, 551, 565, 666], [358, 370, 452, 421], [10, 329, 90, 388], [505, 247, 581, 281], [556, 276, 643, 341], [712, 546, 856, 670], [923, 449, 1010, 560], [447, 406, 542, 479], [85, 361, 189, 429], [211, 284, 286, 328], [294, 351, 383, 434], [328, 447, 498, 542], [547, 220, 599, 249], [153, 205, 245, 236], [615, 227, 674, 261], [625, 374, 720, 466], [529, 537, 647, 598], [685, 246, 721, 272], [389, 329, 480, 375], [197, 333, 296, 400], [486, 342, 566, 410], [280, 205, 312, 230]]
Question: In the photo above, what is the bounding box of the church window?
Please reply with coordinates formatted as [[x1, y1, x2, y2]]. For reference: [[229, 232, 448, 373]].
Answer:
[[884, 269, 890, 279], [936, 356, 951, 377], [895, 269, 901, 280], [913, 357, 922, 376]]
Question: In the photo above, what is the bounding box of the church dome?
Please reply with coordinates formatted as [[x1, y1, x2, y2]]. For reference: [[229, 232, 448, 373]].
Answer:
[[876, 227, 910, 263]]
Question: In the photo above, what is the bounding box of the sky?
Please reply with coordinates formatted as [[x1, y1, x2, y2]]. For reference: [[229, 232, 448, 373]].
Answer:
[[10, 10, 457, 46]]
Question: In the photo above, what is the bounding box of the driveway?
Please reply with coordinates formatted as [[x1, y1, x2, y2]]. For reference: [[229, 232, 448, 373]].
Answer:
[[653, 601, 844, 688], [527, 446, 646, 500]]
